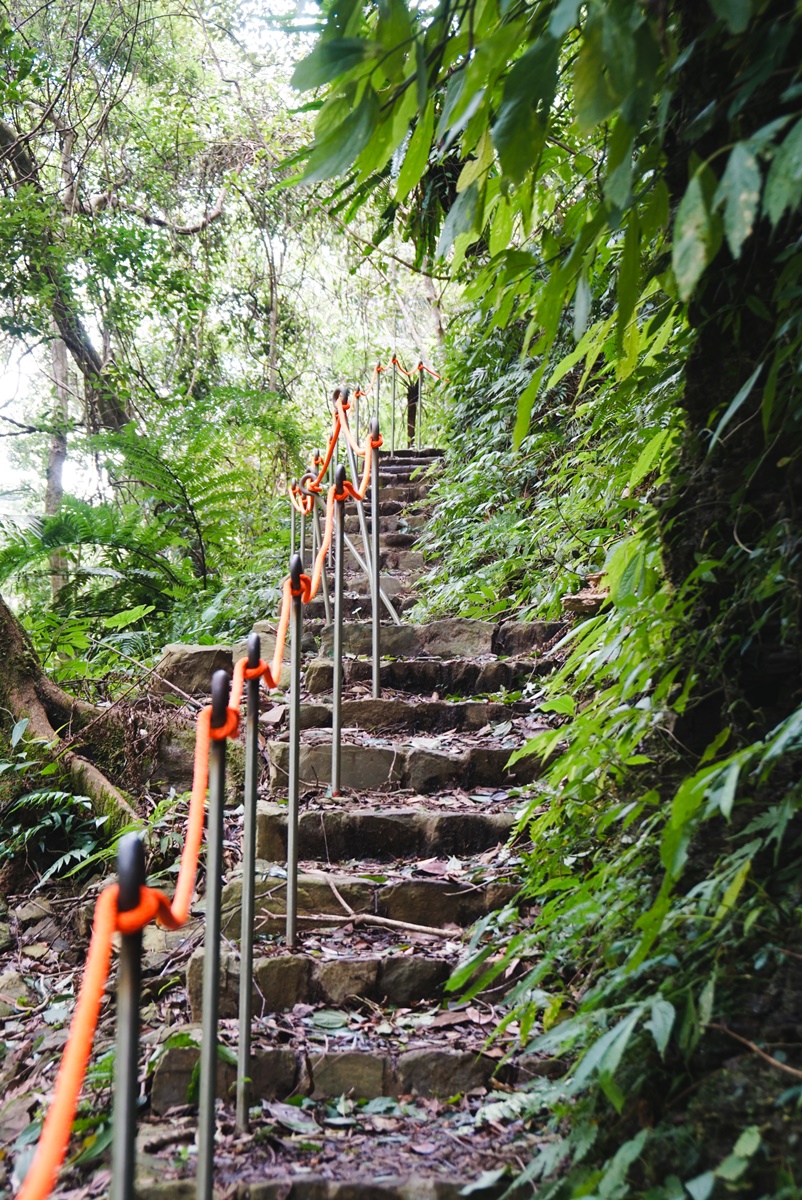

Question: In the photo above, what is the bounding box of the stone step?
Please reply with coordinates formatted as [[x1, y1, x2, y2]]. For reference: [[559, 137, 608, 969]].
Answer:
[[380, 483, 432, 503], [256, 802, 515, 860], [266, 737, 537, 793], [345, 513, 426, 534], [186, 945, 453, 1019], [343, 547, 425, 573], [151, 1031, 530, 1117], [381, 446, 444, 458], [305, 656, 548, 695], [317, 618, 561, 660], [304, 593, 417, 620], [221, 869, 517, 935], [139, 1177, 507, 1200], [184, 938, 519, 1019], [299, 696, 520, 731]]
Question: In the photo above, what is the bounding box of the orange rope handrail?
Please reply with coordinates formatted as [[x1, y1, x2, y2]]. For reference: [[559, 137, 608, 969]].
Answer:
[[20, 360, 417, 1200]]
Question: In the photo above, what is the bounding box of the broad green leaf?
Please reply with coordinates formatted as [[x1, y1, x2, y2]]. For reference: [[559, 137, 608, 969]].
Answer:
[[395, 101, 434, 201], [513, 360, 548, 448], [415, 38, 428, 112], [617, 209, 640, 349], [574, 1006, 644, 1088], [291, 39, 377, 91], [573, 273, 591, 341], [437, 181, 482, 257], [304, 91, 379, 182], [714, 143, 761, 257], [311, 1009, 349, 1029], [698, 973, 716, 1026], [672, 173, 714, 301], [644, 997, 675, 1058], [685, 1172, 715, 1200], [707, 758, 740, 820], [103, 603, 154, 630], [376, 0, 412, 81], [605, 118, 634, 210], [733, 1126, 761, 1158], [708, 0, 751, 34], [707, 361, 763, 454], [492, 39, 559, 184], [541, 695, 575, 716], [763, 116, 802, 226], [550, 0, 582, 38], [713, 859, 751, 924], [574, 20, 619, 132], [629, 427, 670, 487], [10, 717, 29, 747], [598, 1130, 649, 1197]]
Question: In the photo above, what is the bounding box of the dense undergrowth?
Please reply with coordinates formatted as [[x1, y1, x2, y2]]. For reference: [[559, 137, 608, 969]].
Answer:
[[419, 320, 802, 1196]]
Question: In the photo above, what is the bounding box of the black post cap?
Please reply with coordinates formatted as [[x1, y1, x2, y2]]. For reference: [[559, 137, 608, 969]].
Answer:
[[117, 832, 145, 913], [289, 552, 303, 589], [247, 631, 261, 669], [335, 463, 346, 491], [211, 669, 230, 729]]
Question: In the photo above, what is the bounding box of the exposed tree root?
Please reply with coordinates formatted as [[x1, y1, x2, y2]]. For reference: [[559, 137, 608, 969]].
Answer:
[[0, 595, 138, 826]]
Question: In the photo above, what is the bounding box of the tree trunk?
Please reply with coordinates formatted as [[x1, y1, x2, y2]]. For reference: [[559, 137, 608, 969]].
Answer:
[[0, 593, 136, 825], [46, 326, 69, 599]]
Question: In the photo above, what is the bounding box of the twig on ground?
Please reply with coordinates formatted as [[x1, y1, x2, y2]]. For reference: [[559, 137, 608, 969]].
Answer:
[[707, 1022, 802, 1079]]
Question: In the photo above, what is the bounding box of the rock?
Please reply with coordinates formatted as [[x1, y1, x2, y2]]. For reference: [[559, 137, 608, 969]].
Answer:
[[378, 880, 498, 928], [493, 620, 564, 655], [396, 1049, 496, 1097], [149, 727, 196, 791], [151, 644, 233, 696], [313, 958, 379, 1005], [253, 955, 311, 1010], [318, 623, 418, 659], [186, 947, 241, 1021], [150, 1038, 297, 1114], [14, 898, 53, 927], [0, 922, 12, 953], [221, 870, 374, 934], [403, 748, 465, 792], [267, 742, 401, 791], [378, 956, 451, 1005], [0, 969, 33, 1018], [136, 1181, 198, 1200], [308, 1051, 390, 1100]]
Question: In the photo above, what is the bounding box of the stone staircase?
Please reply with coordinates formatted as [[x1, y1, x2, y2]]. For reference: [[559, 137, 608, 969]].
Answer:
[[142, 448, 564, 1199]]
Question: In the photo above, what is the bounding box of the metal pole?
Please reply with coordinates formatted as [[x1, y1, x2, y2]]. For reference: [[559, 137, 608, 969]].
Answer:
[[355, 392, 360, 446], [375, 363, 381, 422], [299, 509, 306, 568], [236, 634, 260, 1132], [418, 364, 424, 451], [332, 465, 345, 797], [370, 418, 381, 699], [197, 669, 228, 1200], [286, 554, 303, 946], [391, 360, 396, 457], [290, 481, 297, 557], [312, 497, 332, 626], [111, 832, 145, 1200]]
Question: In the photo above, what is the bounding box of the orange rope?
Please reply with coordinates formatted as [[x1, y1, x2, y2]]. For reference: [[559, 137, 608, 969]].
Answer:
[[21, 360, 412, 1200], [17, 689, 238, 1200]]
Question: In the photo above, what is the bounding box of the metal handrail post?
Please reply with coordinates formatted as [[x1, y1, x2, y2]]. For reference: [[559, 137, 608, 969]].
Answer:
[[391, 359, 396, 456], [312, 500, 332, 626], [355, 392, 360, 445], [299, 510, 306, 567], [417, 364, 424, 451], [290, 480, 297, 557], [111, 832, 145, 1200], [370, 417, 381, 699], [332, 465, 346, 796], [286, 554, 303, 946], [375, 363, 381, 422], [197, 669, 229, 1200], [236, 634, 260, 1132]]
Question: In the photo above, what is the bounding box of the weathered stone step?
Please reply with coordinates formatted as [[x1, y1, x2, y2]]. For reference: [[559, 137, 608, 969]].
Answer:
[[151, 1031, 524, 1116], [304, 593, 417, 620], [380, 483, 432, 503], [266, 738, 537, 792], [138, 1177, 506, 1200], [318, 618, 561, 660], [300, 696, 520, 731], [186, 945, 455, 1020], [382, 446, 444, 459], [221, 869, 516, 934], [305, 656, 549, 696], [345, 512, 426, 534], [256, 802, 515, 860], [343, 547, 425, 573]]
